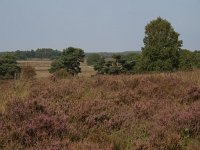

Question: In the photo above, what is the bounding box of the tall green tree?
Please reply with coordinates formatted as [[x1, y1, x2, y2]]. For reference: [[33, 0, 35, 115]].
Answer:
[[49, 47, 85, 76], [141, 17, 182, 71], [0, 54, 21, 79]]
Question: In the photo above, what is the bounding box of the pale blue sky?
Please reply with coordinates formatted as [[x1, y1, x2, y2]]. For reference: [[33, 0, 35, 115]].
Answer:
[[0, 0, 199, 52]]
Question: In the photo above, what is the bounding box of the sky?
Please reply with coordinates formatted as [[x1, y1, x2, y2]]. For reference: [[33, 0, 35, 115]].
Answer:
[[0, 0, 199, 52]]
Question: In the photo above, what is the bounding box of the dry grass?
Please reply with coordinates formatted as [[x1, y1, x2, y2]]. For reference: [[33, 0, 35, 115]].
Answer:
[[79, 62, 96, 77], [0, 80, 29, 112], [18, 60, 52, 78], [175, 69, 200, 86]]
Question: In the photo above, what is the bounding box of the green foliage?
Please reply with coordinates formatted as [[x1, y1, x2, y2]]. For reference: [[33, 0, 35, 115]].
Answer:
[[49, 47, 85, 76], [141, 17, 182, 72], [193, 50, 200, 68], [0, 54, 21, 79], [87, 53, 102, 66], [93, 56, 106, 74], [94, 54, 136, 75], [179, 49, 194, 70], [122, 53, 141, 62], [0, 49, 61, 60], [35, 48, 61, 59], [49, 59, 64, 73], [122, 53, 142, 73]]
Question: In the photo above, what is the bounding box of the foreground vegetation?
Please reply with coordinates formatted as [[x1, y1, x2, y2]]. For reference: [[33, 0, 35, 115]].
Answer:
[[0, 70, 200, 150]]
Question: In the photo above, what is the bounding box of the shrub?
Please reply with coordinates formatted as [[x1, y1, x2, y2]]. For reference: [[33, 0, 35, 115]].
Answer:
[[0, 54, 21, 79], [49, 47, 85, 76], [0, 98, 79, 149], [179, 49, 194, 70], [1, 73, 200, 149]]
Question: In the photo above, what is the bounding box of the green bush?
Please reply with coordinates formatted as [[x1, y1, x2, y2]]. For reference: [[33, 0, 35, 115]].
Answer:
[[179, 49, 194, 70], [0, 54, 21, 79], [193, 50, 200, 68], [49, 47, 85, 76], [94, 55, 136, 75]]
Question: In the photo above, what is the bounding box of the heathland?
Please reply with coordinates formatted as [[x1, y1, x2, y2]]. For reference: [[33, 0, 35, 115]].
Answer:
[[0, 69, 200, 150], [0, 17, 200, 150]]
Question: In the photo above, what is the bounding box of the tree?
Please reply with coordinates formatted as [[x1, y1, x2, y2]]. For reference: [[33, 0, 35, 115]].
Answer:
[[0, 54, 21, 79], [93, 56, 106, 74], [94, 54, 136, 75], [141, 17, 182, 71], [193, 50, 200, 68], [35, 48, 61, 59], [179, 49, 194, 70], [122, 53, 142, 73], [49, 47, 85, 76], [86, 53, 101, 66], [122, 53, 141, 63]]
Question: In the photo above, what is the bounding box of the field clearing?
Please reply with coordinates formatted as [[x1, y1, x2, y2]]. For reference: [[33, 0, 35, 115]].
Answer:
[[17, 60, 96, 78]]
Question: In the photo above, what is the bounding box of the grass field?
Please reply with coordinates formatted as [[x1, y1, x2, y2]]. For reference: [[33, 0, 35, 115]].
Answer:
[[17, 60, 96, 78]]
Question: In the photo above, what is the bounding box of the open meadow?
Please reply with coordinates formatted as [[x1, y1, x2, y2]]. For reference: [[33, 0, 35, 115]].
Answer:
[[17, 60, 96, 78], [0, 69, 200, 150]]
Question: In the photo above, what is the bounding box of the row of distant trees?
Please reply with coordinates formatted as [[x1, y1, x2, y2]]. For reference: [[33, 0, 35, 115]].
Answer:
[[0, 17, 200, 79], [0, 48, 61, 60]]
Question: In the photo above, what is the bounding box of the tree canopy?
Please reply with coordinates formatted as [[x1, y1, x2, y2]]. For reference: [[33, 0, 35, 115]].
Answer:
[[193, 50, 200, 68], [49, 47, 85, 76], [179, 49, 194, 70], [0, 54, 21, 79], [94, 54, 136, 75], [141, 17, 182, 71]]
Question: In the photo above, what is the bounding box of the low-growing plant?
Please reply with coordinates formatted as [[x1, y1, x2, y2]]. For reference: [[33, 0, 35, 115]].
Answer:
[[0, 72, 200, 149]]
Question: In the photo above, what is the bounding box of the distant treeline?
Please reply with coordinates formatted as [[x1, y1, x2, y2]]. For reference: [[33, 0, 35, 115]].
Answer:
[[0, 48, 61, 60], [86, 51, 141, 58], [0, 48, 141, 60]]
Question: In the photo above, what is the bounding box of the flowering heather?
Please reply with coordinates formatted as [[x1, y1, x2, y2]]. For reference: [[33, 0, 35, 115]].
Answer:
[[0, 73, 200, 149]]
